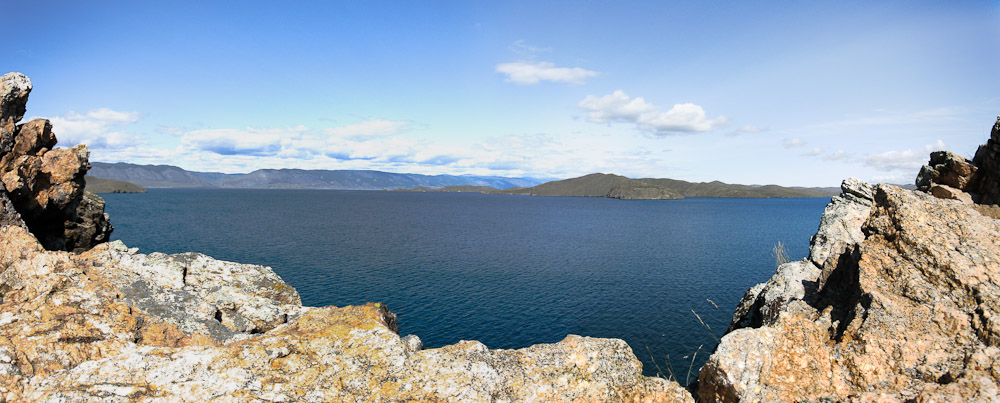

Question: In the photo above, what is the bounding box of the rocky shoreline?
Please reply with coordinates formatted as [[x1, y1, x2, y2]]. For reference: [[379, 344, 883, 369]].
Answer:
[[2, 72, 999, 401]]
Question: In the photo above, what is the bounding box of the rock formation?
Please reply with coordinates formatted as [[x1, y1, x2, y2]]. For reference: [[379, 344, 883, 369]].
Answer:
[[0, 73, 691, 402], [0, 72, 112, 252], [917, 117, 1000, 207], [699, 120, 1000, 401]]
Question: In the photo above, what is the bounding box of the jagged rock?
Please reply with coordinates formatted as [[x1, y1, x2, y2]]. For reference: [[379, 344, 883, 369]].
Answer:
[[64, 191, 114, 250], [0, 73, 31, 161], [0, 189, 23, 228], [916, 151, 979, 192], [728, 178, 874, 333], [915, 116, 1000, 206], [809, 178, 874, 285], [0, 73, 30, 128], [0, 72, 111, 252], [973, 116, 1000, 205], [699, 184, 1000, 402]]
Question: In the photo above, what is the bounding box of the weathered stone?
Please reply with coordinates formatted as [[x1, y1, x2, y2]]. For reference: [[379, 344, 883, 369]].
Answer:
[[916, 151, 979, 192], [699, 185, 1000, 402], [972, 116, 1000, 205], [63, 191, 114, 251], [0, 73, 31, 165], [0, 189, 24, 228], [809, 178, 874, 284], [930, 183, 974, 204], [974, 203, 1000, 220], [729, 178, 874, 333], [0, 119, 55, 167], [0, 72, 112, 252], [402, 334, 424, 352], [0, 73, 30, 128]]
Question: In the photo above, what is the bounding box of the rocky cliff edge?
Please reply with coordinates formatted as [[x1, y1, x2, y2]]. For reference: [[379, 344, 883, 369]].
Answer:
[[0, 74, 692, 401], [698, 119, 1000, 401]]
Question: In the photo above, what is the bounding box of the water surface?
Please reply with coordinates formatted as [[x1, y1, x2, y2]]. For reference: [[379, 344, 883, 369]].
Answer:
[[103, 189, 828, 377]]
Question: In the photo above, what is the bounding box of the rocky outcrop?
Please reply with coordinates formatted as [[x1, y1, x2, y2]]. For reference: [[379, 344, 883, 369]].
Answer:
[[917, 117, 1000, 206], [0, 72, 112, 252], [699, 119, 1000, 402], [973, 117, 1000, 205]]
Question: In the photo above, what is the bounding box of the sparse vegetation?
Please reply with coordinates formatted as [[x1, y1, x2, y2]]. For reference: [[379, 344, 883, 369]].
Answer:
[[773, 241, 790, 267], [648, 299, 724, 386]]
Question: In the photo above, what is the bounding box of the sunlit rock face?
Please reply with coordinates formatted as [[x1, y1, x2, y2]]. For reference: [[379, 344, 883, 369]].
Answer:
[[698, 120, 1000, 402], [0, 72, 692, 402], [0, 72, 112, 252]]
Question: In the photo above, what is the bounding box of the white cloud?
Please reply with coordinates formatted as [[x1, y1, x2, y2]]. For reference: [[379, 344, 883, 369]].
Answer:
[[782, 138, 805, 148], [578, 90, 727, 134], [496, 61, 598, 85], [181, 126, 309, 156], [46, 108, 142, 149], [325, 118, 409, 138], [862, 140, 947, 172]]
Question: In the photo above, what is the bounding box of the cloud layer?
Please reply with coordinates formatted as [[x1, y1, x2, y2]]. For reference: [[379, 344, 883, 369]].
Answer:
[[578, 90, 727, 134], [496, 61, 598, 85], [48, 108, 141, 149]]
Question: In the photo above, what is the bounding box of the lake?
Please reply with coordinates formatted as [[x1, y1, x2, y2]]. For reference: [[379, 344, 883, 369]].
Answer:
[[102, 189, 829, 378]]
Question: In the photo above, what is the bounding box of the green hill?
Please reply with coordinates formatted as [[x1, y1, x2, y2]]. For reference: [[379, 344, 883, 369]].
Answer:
[[491, 173, 836, 200], [495, 173, 683, 200], [638, 178, 835, 198], [84, 176, 147, 194]]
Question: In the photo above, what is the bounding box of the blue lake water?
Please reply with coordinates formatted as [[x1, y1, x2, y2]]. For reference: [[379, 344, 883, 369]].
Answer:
[[102, 189, 829, 378]]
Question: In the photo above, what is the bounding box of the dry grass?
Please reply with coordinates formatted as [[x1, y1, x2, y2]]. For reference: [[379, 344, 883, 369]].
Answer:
[[773, 241, 790, 267]]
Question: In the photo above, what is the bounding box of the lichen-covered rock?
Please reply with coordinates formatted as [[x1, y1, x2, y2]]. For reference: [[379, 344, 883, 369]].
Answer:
[[0, 72, 111, 252], [94, 241, 303, 339], [699, 184, 1000, 402]]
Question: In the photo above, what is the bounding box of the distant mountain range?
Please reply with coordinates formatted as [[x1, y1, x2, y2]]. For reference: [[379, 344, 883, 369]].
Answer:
[[87, 162, 545, 190], [400, 173, 841, 199], [87, 163, 845, 199]]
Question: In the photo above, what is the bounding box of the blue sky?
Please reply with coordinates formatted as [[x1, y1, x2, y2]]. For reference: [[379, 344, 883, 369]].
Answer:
[[6, 1, 999, 186]]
